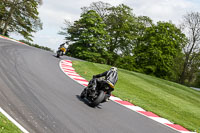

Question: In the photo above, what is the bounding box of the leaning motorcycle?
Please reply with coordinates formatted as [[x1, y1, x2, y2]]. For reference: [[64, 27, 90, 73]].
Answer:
[[80, 78, 114, 107], [56, 47, 66, 58]]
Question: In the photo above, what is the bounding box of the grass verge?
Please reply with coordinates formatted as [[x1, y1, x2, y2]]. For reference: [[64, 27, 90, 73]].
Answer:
[[72, 60, 200, 132], [0, 112, 21, 133]]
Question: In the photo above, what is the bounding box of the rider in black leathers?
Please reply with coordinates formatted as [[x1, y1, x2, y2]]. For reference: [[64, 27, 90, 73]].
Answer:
[[91, 67, 118, 101]]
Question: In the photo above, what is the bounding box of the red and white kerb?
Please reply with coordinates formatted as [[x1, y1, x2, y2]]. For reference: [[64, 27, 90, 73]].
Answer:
[[59, 60, 196, 133]]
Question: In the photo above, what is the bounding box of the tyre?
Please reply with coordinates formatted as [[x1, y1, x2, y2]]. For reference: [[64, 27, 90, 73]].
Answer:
[[102, 94, 110, 103], [90, 90, 105, 107], [80, 88, 87, 99], [56, 50, 61, 58]]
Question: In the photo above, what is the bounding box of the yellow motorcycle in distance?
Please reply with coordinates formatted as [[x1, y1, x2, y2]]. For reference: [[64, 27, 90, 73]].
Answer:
[[56, 46, 66, 58]]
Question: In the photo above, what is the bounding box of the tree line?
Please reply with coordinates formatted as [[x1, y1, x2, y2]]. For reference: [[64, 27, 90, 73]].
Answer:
[[59, 1, 200, 87], [0, 0, 55, 52], [19, 39, 53, 52], [0, 0, 42, 41]]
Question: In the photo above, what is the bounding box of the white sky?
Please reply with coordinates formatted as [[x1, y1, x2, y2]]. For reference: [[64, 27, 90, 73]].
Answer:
[[10, 0, 200, 51]]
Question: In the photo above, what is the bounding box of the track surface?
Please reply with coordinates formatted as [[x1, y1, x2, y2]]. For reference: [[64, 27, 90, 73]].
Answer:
[[0, 38, 179, 133]]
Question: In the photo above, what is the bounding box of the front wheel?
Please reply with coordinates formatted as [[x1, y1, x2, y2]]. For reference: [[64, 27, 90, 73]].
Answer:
[[80, 88, 87, 99], [56, 50, 61, 58]]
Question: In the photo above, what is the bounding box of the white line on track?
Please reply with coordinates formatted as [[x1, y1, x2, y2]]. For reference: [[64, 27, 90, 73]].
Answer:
[[0, 107, 29, 133]]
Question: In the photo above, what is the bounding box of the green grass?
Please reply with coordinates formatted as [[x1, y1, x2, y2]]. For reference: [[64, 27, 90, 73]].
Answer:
[[72, 60, 200, 132], [0, 112, 21, 133]]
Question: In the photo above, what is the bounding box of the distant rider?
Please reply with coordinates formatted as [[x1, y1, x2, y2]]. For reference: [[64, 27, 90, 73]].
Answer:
[[58, 42, 67, 55], [91, 67, 118, 101]]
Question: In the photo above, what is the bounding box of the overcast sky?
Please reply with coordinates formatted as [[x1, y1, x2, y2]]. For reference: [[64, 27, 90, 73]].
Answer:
[[11, 0, 200, 51]]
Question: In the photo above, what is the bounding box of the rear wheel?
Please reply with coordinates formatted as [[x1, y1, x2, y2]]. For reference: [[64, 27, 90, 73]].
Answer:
[[90, 90, 105, 107], [102, 94, 110, 103]]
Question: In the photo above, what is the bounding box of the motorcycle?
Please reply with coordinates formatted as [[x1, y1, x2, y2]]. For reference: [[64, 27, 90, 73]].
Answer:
[[80, 78, 114, 107], [56, 47, 66, 58]]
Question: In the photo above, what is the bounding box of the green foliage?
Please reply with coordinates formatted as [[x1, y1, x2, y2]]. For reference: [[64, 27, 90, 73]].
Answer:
[[105, 4, 138, 58], [19, 40, 53, 52], [170, 52, 185, 82], [0, 29, 9, 37], [60, 2, 190, 82], [0, 0, 42, 41], [0, 113, 21, 133], [115, 56, 137, 71], [66, 10, 110, 63], [0, 0, 8, 36], [81, 1, 111, 21], [133, 22, 186, 79], [193, 73, 200, 87]]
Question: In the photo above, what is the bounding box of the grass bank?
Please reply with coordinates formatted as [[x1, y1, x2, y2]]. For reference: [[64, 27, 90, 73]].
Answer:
[[72, 60, 200, 132], [0, 112, 21, 133]]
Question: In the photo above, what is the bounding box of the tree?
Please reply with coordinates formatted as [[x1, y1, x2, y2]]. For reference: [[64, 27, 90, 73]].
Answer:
[[179, 12, 200, 84], [133, 22, 187, 79], [59, 3, 155, 69], [0, 0, 42, 40], [66, 10, 110, 63], [81, 1, 111, 21], [0, 0, 9, 36], [58, 19, 73, 37], [115, 16, 153, 71], [104, 4, 139, 65]]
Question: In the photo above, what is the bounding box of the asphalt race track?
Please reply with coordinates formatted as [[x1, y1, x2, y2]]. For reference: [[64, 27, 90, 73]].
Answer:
[[0, 38, 180, 133]]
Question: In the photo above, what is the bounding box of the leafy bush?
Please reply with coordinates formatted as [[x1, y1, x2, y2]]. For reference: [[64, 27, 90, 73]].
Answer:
[[19, 40, 53, 52]]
